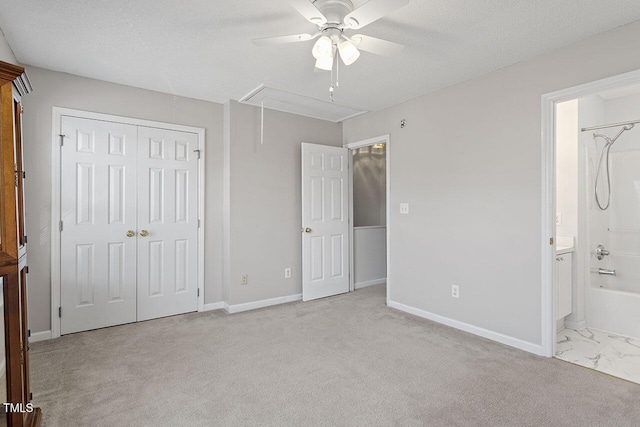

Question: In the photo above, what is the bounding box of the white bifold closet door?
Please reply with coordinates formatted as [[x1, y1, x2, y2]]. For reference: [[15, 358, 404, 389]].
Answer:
[[136, 126, 198, 321], [60, 117, 138, 334], [60, 117, 198, 335]]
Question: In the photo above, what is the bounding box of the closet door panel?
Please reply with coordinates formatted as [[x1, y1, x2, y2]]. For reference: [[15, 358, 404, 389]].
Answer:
[[137, 126, 198, 321], [60, 116, 138, 334]]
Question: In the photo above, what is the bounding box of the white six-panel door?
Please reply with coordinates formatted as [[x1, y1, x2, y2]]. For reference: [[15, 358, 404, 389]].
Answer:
[[136, 126, 199, 321], [301, 143, 350, 301], [60, 116, 199, 334], [60, 117, 138, 334]]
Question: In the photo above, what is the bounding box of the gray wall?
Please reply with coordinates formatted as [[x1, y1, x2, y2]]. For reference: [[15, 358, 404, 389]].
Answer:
[[0, 28, 17, 64], [353, 145, 386, 227], [21, 66, 224, 333], [224, 101, 342, 305], [353, 227, 386, 287], [342, 20, 640, 347]]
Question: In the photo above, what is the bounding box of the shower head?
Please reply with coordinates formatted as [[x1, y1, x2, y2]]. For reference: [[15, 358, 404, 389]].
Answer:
[[611, 126, 632, 144]]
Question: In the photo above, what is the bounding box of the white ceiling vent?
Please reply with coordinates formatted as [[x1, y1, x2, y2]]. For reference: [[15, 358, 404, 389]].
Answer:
[[239, 85, 367, 123]]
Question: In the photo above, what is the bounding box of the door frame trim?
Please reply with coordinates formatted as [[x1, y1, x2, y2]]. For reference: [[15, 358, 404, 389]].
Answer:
[[540, 68, 640, 357], [50, 107, 206, 338], [345, 134, 390, 305]]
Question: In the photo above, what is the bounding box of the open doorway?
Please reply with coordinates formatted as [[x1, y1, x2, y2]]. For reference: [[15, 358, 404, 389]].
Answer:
[[543, 72, 640, 384], [346, 135, 390, 303]]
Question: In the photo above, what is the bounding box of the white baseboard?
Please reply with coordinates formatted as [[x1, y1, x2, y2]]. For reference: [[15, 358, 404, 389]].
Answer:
[[387, 300, 542, 356], [202, 302, 225, 312], [224, 293, 302, 314], [355, 278, 386, 289], [30, 330, 52, 343], [564, 319, 586, 331]]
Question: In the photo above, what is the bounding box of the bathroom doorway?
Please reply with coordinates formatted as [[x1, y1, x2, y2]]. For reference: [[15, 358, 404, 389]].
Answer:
[[346, 135, 390, 303], [544, 73, 640, 383]]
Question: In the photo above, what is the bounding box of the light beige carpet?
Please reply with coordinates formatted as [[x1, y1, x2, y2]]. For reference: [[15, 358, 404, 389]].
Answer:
[[31, 285, 640, 426]]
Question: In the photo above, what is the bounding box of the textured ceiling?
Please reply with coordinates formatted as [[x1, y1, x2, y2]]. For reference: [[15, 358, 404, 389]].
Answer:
[[2, 0, 640, 113]]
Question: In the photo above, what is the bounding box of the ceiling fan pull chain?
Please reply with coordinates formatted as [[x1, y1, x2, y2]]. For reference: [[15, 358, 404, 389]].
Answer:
[[336, 51, 340, 88], [329, 52, 335, 102]]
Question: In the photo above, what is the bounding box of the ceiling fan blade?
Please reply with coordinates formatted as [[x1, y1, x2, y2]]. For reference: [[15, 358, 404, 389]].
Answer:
[[343, 0, 409, 29], [349, 34, 404, 56], [252, 32, 320, 46], [289, 0, 328, 25]]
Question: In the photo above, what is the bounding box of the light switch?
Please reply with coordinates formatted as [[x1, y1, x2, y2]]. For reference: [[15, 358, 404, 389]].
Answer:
[[400, 203, 409, 214]]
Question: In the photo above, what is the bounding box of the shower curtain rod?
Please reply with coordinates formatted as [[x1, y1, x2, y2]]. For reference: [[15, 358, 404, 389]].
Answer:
[[581, 118, 640, 132]]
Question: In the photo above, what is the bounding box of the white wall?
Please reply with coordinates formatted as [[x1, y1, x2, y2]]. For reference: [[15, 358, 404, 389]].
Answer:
[[224, 101, 342, 306], [0, 27, 17, 65], [555, 100, 578, 239], [343, 20, 640, 350], [604, 92, 640, 134], [21, 66, 224, 333]]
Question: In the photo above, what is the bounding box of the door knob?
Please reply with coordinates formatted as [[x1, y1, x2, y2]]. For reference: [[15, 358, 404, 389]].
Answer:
[[305, 228, 312, 233], [126, 230, 135, 237], [140, 229, 149, 237]]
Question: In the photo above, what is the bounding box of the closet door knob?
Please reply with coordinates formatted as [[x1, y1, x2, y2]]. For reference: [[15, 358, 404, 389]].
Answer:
[[140, 229, 149, 237], [126, 230, 135, 237]]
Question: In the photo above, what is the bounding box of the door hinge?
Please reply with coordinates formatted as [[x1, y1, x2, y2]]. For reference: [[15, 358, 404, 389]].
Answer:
[[550, 237, 554, 245], [59, 134, 66, 146], [198, 219, 201, 228], [25, 266, 29, 274], [58, 307, 62, 318], [193, 149, 201, 159], [197, 288, 200, 297], [59, 220, 63, 232], [29, 392, 32, 401], [20, 105, 24, 114], [24, 235, 27, 244], [27, 329, 31, 337]]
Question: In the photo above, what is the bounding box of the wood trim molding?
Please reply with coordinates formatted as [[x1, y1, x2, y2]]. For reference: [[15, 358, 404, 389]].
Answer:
[[0, 60, 24, 86]]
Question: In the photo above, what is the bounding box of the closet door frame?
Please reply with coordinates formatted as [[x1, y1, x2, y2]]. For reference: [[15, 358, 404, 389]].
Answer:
[[50, 107, 205, 339]]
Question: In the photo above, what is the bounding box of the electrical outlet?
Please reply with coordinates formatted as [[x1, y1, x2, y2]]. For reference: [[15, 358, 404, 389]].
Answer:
[[241, 274, 248, 285], [451, 285, 459, 299], [284, 267, 292, 279], [400, 203, 409, 214]]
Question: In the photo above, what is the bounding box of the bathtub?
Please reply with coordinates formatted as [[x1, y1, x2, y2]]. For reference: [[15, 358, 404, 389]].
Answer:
[[587, 266, 640, 340]]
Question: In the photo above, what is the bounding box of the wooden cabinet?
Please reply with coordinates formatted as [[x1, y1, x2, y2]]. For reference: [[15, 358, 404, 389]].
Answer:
[[0, 60, 40, 427]]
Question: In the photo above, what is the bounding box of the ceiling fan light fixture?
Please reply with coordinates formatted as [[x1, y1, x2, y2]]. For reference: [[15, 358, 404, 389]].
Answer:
[[315, 54, 334, 71], [338, 39, 360, 65], [312, 36, 332, 59]]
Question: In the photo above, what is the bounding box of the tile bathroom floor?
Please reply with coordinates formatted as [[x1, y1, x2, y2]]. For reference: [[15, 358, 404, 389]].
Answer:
[[556, 327, 640, 384]]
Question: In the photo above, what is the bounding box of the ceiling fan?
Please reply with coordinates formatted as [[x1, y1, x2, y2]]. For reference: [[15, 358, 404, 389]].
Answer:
[[253, 0, 408, 71]]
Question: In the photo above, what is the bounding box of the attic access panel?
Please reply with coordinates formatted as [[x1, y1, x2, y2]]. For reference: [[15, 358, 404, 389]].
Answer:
[[240, 85, 367, 123]]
